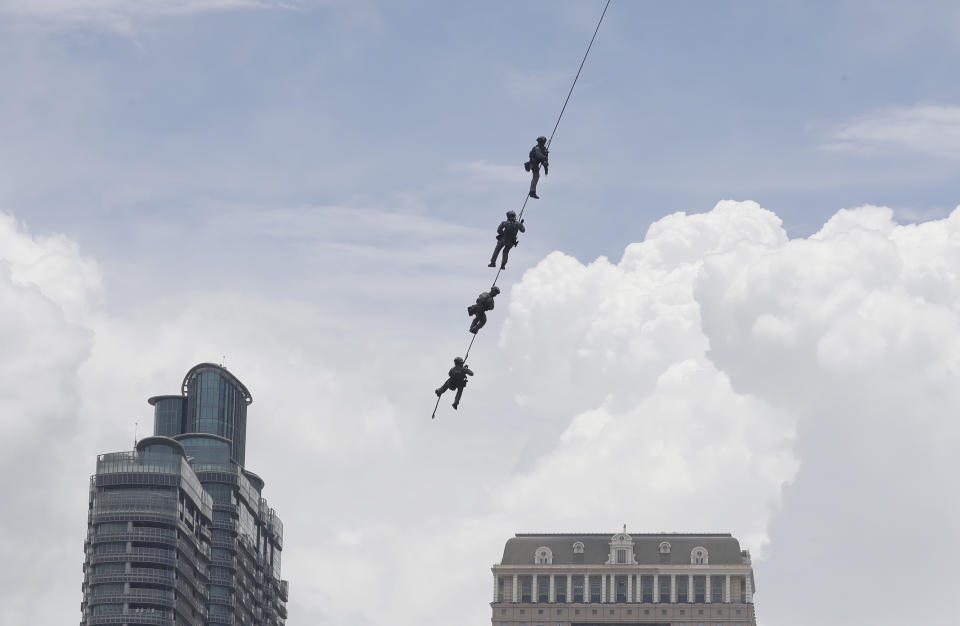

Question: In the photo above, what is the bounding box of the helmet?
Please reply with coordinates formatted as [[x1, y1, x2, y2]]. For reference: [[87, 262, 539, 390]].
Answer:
[[537, 135, 547, 143], [506, 210, 517, 219], [490, 286, 501, 295], [454, 357, 464, 365]]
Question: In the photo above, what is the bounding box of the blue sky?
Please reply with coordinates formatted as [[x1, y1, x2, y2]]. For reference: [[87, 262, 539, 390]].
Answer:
[[2, 2, 960, 625]]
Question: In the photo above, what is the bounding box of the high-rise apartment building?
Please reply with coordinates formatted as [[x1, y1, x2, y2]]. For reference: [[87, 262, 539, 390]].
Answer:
[[491, 530, 756, 626], [81, 363, 289, 626]]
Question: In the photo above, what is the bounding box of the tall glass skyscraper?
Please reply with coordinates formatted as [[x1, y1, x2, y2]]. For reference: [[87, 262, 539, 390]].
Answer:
[[81, 363, 289, 626]]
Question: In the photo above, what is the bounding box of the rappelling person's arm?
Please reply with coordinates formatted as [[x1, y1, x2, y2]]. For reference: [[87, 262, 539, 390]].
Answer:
[[497, 221, 507, 236], [464, 366, 474, 376], [519, 219, 526, 233]]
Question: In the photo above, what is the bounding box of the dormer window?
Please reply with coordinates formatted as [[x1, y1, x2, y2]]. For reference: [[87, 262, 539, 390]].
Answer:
[[535, 547, 553, 564], [606, 530, 636, 565], [691, 546, 709, 565], [659, 542, 671, 554], [572, 542, 584, 554]]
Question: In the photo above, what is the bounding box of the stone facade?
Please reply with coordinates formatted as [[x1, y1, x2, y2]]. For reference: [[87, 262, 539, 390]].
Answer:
[[491, 531, 756, 626]]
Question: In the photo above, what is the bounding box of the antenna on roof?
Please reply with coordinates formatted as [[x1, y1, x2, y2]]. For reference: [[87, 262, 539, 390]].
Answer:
[[219, 354, 227, 369], [623, 523, 627, 534], [134, 421, 139, 447]]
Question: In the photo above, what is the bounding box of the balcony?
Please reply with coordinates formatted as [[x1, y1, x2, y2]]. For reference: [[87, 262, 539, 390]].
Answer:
[[90, 589, 175, 609], [90, 569, 175, 587], [93, 530, 177, 547], [88, 612, 173, 626]]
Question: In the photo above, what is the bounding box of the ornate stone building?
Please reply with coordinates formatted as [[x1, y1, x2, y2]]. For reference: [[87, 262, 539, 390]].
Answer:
[[491, 530, 756, 626]]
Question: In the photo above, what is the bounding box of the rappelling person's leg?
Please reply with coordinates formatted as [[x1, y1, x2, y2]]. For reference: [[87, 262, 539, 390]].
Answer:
[[452, 384, 464, 409], [489, 241, 504, 268], [529, 164, 540, 199], [500, 243, 513, 270], [435, 380, 451, 397], [469, 311, 487, 334]]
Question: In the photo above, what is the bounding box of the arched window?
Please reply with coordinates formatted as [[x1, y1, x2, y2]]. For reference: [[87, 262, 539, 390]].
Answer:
[[535, 546, 553, 564], [691, 546, 709, 565], [659, 542, 671, 554], [572, 542, 585, 554]]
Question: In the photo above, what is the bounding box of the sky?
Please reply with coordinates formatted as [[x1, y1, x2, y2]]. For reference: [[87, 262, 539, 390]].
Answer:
[[1, 1, 959, 625]]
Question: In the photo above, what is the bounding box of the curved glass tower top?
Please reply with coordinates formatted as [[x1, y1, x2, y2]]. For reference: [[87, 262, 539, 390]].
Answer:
[[149, 363, 253, 466]]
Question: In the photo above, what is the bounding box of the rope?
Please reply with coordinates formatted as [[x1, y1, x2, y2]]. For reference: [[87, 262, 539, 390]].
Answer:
[[547, 0, 612, 150], [434, 0, 611, 417]]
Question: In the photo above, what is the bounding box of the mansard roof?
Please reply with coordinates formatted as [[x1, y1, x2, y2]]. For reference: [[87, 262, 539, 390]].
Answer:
[[500, 533, 745, 566]]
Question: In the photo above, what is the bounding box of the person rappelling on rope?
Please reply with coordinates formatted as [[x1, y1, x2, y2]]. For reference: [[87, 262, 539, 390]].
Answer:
[[524, 135, 549, 199], [434, 357, 474, 410], [488, 210, 525, 270], [467, 286, 500, 334]]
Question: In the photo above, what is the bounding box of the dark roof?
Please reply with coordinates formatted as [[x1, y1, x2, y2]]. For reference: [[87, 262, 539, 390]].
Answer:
[[500, 533, 744, 566]]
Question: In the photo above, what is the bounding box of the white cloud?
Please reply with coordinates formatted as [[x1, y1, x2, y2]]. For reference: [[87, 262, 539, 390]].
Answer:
[[450, 160, 529, 185], [0, 213, 100, 625], [498, 200, 798, 557], [6, 199, 960, 626], [0, 0, 319, 33], [492, 199, 959, 625], [823, 103, 960, 159]]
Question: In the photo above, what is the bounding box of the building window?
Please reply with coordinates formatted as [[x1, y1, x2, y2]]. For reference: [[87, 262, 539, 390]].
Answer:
[[572, 542, 584, 554], [539, 577, 549, 603], [590, 576, 602, 603], [573, 576, 584, 603], [678, 577, 689, 603], [712, 577, 724, 603], [691, 547, 709, 565], [641, 575, 653, 603], [521, 578, 531, 603], [659, 541, 671, 553], [616, 576, 626, 602], [556, 576, 566, 603], [659, 577, 671, 603], [616, 548, 627, 564], [694, 577, 705, 603]]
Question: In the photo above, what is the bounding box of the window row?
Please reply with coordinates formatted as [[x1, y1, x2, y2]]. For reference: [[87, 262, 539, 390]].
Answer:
[[498, 574, 748, 604]]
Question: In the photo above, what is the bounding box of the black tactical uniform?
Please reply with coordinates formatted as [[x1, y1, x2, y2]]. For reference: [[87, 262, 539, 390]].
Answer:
[[468, 286, 500, 334], [435, 358, 474, 409], [525, 136, 549, 199], [488, 211, 526, 270]]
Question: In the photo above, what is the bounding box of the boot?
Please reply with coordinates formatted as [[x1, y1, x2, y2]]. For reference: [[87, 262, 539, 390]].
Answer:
[[529, 191, 539, 199]]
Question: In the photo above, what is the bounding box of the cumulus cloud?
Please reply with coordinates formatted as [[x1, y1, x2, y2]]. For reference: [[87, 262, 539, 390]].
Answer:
[[0, 212, 100, 624], [823, 103, 960, 159], [497, 200, 959, 626], [7, 199, 960, 626], [499, 201, 798, 556]]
